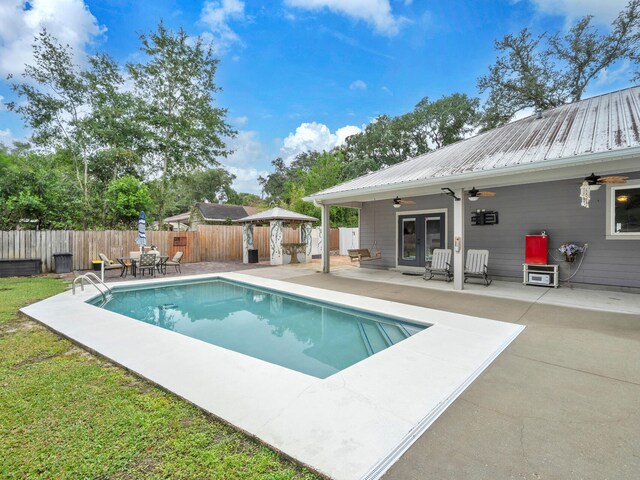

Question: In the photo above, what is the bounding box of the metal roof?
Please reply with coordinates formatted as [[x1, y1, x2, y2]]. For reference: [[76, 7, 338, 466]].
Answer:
[[236, 207, 318, 223], [310, 86, 640, 200]]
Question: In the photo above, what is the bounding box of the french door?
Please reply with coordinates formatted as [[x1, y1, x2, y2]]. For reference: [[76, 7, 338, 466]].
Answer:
[[397, 213, 446, 267]]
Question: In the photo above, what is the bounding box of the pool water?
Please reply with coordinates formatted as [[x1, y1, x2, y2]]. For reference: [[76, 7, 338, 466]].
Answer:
[[91, 279, 427, 378]]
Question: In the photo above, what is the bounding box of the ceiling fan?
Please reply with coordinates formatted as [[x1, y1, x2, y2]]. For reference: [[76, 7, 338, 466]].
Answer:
[[393, 196, 416, 208], [467, 187, 496, 202], [584, 173, 629, 191]]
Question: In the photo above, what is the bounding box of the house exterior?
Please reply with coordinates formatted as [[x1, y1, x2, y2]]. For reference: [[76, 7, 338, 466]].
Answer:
[[166, 202, 258, 230], [307, 86, 640, 290]]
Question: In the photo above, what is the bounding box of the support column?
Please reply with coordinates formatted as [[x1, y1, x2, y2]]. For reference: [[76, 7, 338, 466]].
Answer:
[[242, 223, 254, 264], [453, 189, 465, 290], [302, 222, 313, 263], [321, 203, 330, 273], [270, 220, 284, 265]]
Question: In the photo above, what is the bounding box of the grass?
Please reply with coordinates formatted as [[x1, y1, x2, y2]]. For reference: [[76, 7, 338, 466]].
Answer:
[[0, 276, 320, 480]]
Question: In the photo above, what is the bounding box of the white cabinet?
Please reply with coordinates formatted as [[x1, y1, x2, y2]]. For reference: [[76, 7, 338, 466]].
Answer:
[[523, 264, 559, 288]]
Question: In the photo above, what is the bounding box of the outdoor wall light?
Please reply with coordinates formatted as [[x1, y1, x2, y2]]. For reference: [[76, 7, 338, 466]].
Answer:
[[441, 187, 460, 201]]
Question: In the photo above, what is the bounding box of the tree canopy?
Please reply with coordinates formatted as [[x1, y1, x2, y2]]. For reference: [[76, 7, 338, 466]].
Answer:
[[478, 0, 640, 129]]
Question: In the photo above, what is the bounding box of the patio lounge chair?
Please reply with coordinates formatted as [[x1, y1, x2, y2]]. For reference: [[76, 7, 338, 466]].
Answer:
[[98, 253, 124, 276], [424, 248, 452, 282], [137, 253, 156, 277], [347, 248, 382, 262], [165, 251, 183, 273], [464, 249, 492, 286]]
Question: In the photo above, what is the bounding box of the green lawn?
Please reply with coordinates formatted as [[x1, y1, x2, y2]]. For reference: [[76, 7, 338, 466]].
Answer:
[[0, 276, 320, 480]]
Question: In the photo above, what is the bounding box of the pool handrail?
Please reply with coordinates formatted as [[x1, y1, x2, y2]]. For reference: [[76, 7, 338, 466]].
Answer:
[[72, 272, 112, 301]]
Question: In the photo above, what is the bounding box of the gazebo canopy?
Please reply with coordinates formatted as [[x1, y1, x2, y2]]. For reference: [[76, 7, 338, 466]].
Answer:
[[235, 207, 318, 225]]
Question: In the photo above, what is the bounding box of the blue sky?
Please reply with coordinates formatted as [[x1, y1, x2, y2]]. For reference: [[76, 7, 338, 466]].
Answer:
[[0, 0, 636, 193]]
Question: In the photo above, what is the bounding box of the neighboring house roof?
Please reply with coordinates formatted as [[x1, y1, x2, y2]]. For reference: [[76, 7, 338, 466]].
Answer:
[[196, 203, 257, 221], [236, 207, 318, 223], [309, 86, 640, 202], [164, 212, 191, 223], [165, 204, 257, 223]]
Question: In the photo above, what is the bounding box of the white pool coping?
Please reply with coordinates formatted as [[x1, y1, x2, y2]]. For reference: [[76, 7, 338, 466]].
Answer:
[[21, 272, 524, 480]]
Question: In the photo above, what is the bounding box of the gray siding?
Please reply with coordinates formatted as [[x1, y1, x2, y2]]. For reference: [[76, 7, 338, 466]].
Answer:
[[359, 174, 640, 288]]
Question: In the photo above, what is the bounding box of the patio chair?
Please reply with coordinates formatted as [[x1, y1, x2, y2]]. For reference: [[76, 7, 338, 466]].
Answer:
[[464, 249, 492, 286], [116, 257, 133, 278], [424, 248, 452, 282], [137, 253, 156, 277], [165, 251, 183, 273], [98, 253, 124, 275]]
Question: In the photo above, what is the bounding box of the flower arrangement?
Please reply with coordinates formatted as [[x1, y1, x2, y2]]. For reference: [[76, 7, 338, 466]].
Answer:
[[558, 243, 584, 262]]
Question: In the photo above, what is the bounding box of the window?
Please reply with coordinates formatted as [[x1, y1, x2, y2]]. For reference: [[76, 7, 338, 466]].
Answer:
[[606, 180, 640, 240]]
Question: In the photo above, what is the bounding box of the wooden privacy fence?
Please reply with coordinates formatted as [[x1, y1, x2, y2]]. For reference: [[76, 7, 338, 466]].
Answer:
[[0, 225, 332, 273]]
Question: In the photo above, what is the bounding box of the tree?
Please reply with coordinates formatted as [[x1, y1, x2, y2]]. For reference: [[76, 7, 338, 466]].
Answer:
[[105, 175, 152, 228], [0, 146, 83, 230], [128, 22, 235, 227], [169, 167, 237, 214], [478, 1, 640, 129], [412, 93, 480, 149], [7, 31, 92, 224]]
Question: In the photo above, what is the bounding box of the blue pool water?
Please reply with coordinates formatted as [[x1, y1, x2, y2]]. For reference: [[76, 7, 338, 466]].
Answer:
[[90, 279, 427, 378]]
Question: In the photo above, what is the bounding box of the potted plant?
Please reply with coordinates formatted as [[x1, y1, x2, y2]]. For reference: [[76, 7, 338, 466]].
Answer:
[[558, 243, 584, 263]]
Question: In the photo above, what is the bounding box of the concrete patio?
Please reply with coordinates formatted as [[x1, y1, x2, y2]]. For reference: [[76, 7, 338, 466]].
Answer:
[[241, 263, 640, 479], [66, 259, 640, 478]]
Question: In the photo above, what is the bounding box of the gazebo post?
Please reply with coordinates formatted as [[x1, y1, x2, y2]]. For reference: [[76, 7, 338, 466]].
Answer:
[[242, 223, 254, 264], [321, 203, 330, 273], [302, 222, 313, 263], [270, 220, 284, 265]]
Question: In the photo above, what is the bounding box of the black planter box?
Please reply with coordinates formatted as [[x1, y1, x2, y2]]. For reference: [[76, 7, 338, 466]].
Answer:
[[248, 249, 259, 263], [0, 259, 42, 277]]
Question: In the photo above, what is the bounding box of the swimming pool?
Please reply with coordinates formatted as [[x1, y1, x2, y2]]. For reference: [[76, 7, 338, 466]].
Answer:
[[23, 272, 524, 480], [90, 279, 427, 378]]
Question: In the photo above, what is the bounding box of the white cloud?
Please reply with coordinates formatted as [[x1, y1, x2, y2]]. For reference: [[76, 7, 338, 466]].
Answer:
[[349, 79, 367, 90], [224, 130, 263, 167], [224, 165, 268, 194], [280, 121, 362, 164], [0, 96, 5, 111], [528, 0, 629, 24], [233, 115, 248, 126], [200, 0, 245, 54], [284, 0, 404, 36], [0, 128, 16, 147], [594, 60, 631, 87], [381, 85, 391, 94], [0, 0, 105, 77]]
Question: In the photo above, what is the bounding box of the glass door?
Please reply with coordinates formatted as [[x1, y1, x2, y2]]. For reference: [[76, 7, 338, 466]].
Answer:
[[398, 213, 446, 267], [400, 218, 417, 263], [425, 215, 445, 263]]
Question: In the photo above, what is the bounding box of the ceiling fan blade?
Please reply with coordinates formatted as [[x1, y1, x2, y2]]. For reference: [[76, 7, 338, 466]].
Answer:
[[399, 199, 416, 204], [476, 191, 496, 196], [598, 176, 629, 184]]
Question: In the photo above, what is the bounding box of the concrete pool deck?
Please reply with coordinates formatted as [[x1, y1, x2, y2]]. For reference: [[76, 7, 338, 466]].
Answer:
[[22, 271, 523, 480], [244, 265, 640, 479]]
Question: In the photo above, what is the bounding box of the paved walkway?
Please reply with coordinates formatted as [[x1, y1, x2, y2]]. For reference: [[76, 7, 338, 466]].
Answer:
[[242, 265, 640, 480]]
